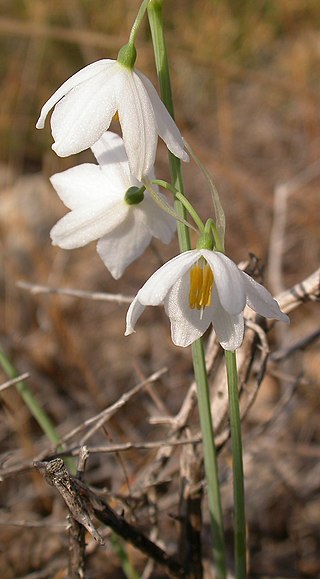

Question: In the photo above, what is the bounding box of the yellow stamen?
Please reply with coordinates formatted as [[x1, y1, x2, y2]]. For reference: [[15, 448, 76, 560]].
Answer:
[[189, 261, 214, 310]]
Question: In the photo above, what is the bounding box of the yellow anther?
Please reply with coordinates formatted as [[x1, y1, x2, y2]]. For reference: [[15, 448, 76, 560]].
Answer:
[[189, 262, 213, 310], [189, 265, 203, 309]]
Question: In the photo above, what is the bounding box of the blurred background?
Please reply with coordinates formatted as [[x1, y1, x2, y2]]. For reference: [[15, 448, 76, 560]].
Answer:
[[0, 1, 319, 577]]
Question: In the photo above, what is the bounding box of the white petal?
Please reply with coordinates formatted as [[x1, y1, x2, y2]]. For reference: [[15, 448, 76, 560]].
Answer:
[[242, 272, 290, 322], [50, 65, 120, 156], [117, 67, 158, 180], [137, 71, 189, 163], [50, 163, 122, 210], [140, 192, 176, 243], [50, 201, 128, 249], [96, 210, 152, 279], [36, 60, 114, 128], [201, 250, 246, 314], [164, 273, 212, 347], [137, 251, 200, 306], [125, 297, 146, 335], [210, 287, 245, 350], [91, 132, 135, 189]]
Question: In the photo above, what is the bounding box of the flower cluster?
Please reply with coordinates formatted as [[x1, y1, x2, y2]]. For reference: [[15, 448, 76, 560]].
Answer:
[[37, 52, 288, 351]]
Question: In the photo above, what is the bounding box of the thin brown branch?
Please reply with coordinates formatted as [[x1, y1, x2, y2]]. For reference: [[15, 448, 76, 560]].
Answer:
[[34, 458, 187, 578], [17, 280, 133, 304], [275, 268, 320, 315], [58, 367, 168, 445], [0, 16, 125, 49], [0, 372, 30, 392]]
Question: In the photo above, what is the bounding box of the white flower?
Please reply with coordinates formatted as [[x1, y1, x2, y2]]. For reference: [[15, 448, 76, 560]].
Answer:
[[36, 59, 188, 180], [49, 132, 176, 279], [125, 249, 289, 350]]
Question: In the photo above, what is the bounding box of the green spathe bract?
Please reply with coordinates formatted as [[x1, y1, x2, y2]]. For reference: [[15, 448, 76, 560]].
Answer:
[[196, 230, 214, 251], [117, 43, 137, 70], [125, 186, 145, 205]]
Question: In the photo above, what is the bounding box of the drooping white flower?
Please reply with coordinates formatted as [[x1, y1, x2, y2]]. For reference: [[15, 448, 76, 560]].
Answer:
[[49, 132, 176, 279], [125, 249, 289, 350], [36, 58, 188, 180]]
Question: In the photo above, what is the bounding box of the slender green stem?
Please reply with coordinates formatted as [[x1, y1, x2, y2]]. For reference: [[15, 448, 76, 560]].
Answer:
[[143, 176, 196, 231], [151, 179, 204, 231], [208, 220, 224, 253], [0, 348, 60, 445], [175, 192, 204, 232], [128, 0, 151, 45], [147, 0, 190, 252], [111, 533, 141, 579], [192, 340, 227, 579], [151, 179, 204, 232], [0, 348, 76, 473], [225, 350, 247, 578], [148, 2, 227, 576]]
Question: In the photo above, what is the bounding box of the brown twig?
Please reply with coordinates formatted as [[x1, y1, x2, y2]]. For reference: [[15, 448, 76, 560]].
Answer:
[[270, 328, 320, 362], [56, 367, 167, 446], [178, 430, 203, 579], [17, 280, 133, 304], [0, 372, 29, 392], [67, 447, 90, 579], [34, 457, 187, 578], [268, 161, 320, 295], [0, 16, 125, 49]]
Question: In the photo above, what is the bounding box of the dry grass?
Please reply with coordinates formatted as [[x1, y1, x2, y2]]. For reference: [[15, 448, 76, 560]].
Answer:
[[0, 1, 320, 577]]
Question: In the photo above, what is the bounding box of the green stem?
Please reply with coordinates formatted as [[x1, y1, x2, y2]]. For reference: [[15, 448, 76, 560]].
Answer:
[[0, 348, 60, 445], [174, 192, 204, 232], [151, 179, 204, 231], [143, 176, 196, 231], [0, 348, 76, 473], [111, 533, 141, 579], [147, 0, 190, 252], [148, 2, 227, 576], [128, 0, 151, 45], [225, 350, 247, 578], [207, 219, 224, 253], [150, 178, 177, 195], [192, 340, 227, 579]]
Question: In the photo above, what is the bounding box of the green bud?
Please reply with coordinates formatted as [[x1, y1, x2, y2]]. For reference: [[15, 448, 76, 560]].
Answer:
[[117, 43, 137, 70], [125, 186, 145, 205], [196, 231, 214, 251]]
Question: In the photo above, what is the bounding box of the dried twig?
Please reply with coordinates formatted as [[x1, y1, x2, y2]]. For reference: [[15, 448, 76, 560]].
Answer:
[[275, 268, 320, 315], [268, 160, 320, 295], [0, 372, 29, 392], [271, 328, 320, 362], [178, 430, 203, 579], [0, 16, 125, 49], [17, 280, 133, 304], [67, 447, 90, 579], [72, 436, 203, 456], [34, 458, 187, 578], [56, 367, 167, 446], [0, 436, 202, 481]]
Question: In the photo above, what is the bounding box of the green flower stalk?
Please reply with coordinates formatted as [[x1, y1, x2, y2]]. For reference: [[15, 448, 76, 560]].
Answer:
[[225, 350, 247, 578], [0, 348, 76, 473], [147, 2, 227, 576]]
